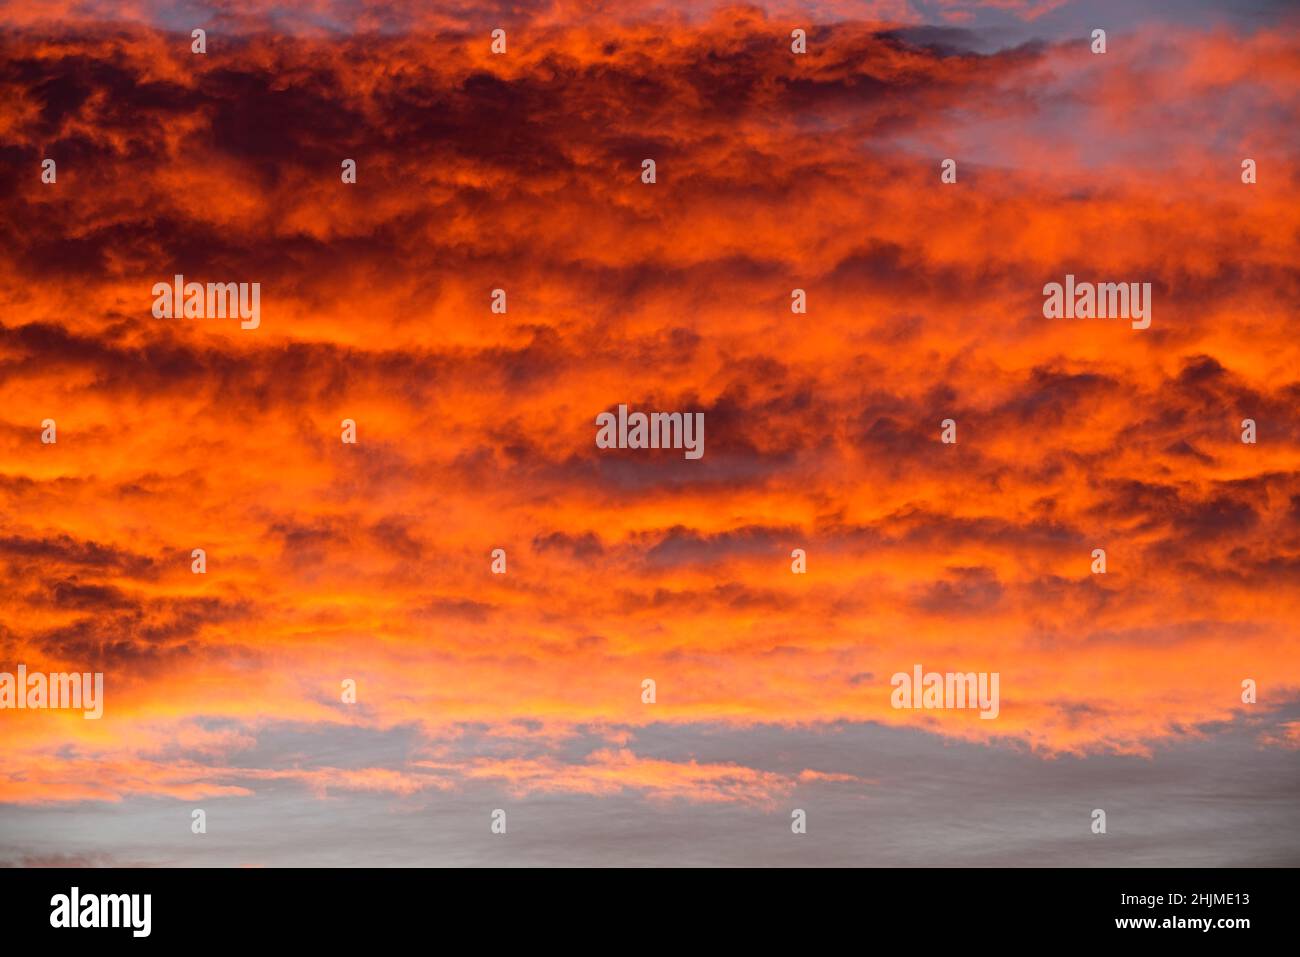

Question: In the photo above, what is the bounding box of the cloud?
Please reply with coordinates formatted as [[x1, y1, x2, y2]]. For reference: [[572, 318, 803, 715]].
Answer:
[[0, 3, 1297, 861]]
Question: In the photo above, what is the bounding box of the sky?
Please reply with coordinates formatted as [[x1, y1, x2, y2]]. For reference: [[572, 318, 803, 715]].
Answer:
[[0, 0, 1298, 866]]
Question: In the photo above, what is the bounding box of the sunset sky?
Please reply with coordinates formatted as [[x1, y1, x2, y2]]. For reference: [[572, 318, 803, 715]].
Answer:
[[1, 0, 1298, 866]]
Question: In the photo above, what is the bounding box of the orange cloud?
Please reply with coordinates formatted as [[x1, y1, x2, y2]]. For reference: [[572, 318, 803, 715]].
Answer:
[[1, 6, 1298, 812]]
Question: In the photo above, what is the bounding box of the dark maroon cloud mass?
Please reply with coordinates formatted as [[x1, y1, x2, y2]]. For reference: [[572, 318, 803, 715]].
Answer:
[[0, 0, 1298, 865]]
